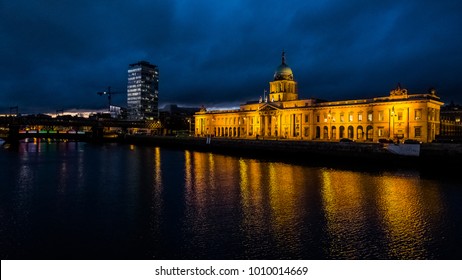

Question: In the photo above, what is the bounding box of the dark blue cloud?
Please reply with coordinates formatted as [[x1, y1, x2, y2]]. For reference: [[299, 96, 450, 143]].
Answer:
[[1, 0, 462, 113]]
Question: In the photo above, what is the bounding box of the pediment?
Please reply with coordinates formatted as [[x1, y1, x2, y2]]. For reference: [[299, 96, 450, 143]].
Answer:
[[258, 103, 281, 111]]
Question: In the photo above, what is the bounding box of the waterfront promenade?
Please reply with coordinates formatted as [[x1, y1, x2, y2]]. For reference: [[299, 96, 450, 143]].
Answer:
[[119, 135, 462, 169]]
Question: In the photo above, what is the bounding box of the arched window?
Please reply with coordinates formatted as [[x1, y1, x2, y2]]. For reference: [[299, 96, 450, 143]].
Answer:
[[331, 126, 336, 140], [348, 126, 354, 139], [357, 126, 364, 139], [323, 126, 328, 139], [339, 126, 345, 138]]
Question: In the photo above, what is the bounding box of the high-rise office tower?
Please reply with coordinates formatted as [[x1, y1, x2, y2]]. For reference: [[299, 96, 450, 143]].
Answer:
[[127, 61, 159, 120]]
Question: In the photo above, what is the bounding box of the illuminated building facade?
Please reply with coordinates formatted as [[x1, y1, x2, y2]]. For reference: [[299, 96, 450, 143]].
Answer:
[[127, 61, 159, 120], [195, 52, 443, 143]]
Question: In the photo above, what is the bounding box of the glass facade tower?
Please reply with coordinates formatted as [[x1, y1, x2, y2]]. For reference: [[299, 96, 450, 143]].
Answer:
[[127, 61, 159, 120]]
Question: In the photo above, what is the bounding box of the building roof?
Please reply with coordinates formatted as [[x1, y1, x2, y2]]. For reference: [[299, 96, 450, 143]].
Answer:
[[273, 51, 294, 81]]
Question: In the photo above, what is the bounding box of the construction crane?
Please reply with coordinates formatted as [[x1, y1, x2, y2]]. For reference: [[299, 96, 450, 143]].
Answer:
[[97, 86, 123, 109]]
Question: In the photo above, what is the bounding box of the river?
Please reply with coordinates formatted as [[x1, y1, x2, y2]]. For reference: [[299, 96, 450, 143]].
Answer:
[[0, 141, 461, 259]]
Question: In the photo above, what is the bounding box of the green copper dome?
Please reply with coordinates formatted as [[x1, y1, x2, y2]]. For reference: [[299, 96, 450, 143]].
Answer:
[[273, 51, 294, 81]]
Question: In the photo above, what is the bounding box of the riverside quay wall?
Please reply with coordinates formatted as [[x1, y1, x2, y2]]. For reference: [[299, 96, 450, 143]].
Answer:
[[121, 135, 462, 169]]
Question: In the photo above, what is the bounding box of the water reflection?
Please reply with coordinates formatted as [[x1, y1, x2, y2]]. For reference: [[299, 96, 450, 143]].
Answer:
[[321, 169, 371, 258], [0, 143, 458, 259], [377, 175, 445, 259], [182, 150, 451, 259]]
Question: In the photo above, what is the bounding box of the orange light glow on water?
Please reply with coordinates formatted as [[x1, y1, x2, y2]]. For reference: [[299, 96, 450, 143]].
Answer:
[[321, 169, 369, 258], [154, 147, 162, 188], [376, 174, 443, 259], [184, 150, 192, 189]]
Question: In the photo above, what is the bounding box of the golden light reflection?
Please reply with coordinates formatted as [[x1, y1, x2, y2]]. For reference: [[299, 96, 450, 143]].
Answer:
[[150, 147, 163, 227], [267, 163, 303, 254], [185, 152, 211, 229], [376, 175, 443, 259], [238, 160, 305, 256], [321, 169, 368, 258], [207, 153, 216, 190], [240, 159, 263, 211], [154, 147, 162, 188], [184, 150, 192, 189]]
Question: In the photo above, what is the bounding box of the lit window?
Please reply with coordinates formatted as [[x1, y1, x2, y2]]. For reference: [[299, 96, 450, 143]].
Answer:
[[378, 111, 384, 121], [367, 112, 373, 122], [398, 111, 403, 121], [415, 109, 422, 120], [340, 113, 344, 122], [378, 127, 384, 137], [358, 113, 363, 122], [349, 112, 353, 122]]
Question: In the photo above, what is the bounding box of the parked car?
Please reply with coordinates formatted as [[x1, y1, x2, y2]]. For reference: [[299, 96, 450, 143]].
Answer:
[[339, 138, 354, 143], [404, 139, 421, 144], [378, 138, 394, 143]]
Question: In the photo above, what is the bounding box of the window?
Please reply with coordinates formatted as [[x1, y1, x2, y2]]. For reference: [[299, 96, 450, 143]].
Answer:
[[332, 113, 336, 122], [415, 126, 422, 137], [316, 115, 320, 122], [415, 109, 422, 120], [358, 113, 363, 122], [378, 127, 384, 137], [304, 114, 309, 123], [349, 112, 354, 122], [367, 112, 373, 122], [323, 126, 328, 139], [357, 126, 364, 139], [366, 126, 373, 140], [340, 113, 344, 122], [378, 111, 384, 121], [324, 113, 328, 122], [304, 127, 309, 137], [348, 126, 354, 138], [398, 111, 403, 121]]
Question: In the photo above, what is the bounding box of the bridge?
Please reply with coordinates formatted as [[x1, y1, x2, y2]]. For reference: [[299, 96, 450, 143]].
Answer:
[[0, 115, 162, 144]]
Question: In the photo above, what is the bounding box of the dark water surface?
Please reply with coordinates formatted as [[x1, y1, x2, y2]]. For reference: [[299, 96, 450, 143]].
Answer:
[[1, 142, 461, 259]]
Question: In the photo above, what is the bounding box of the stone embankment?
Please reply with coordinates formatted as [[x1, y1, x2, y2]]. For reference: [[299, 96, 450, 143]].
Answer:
[[121, 135, 462, 168]]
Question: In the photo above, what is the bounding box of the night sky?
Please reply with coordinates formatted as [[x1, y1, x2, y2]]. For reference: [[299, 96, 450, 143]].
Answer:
[[1, 0, 462, 113]]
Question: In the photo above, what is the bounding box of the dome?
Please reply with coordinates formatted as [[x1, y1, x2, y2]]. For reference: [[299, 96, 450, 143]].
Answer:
[[273, 51, 294, 81], [274, 64, 293, 81]]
